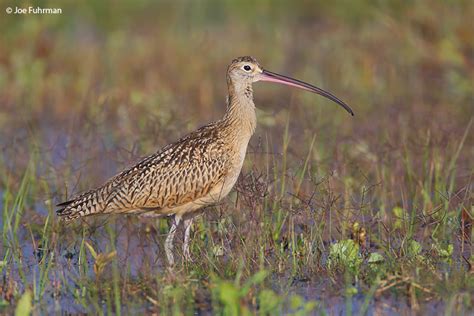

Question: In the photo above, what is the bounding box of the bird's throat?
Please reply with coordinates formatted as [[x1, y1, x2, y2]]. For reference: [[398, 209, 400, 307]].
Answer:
[[223, 83, 257, 137]]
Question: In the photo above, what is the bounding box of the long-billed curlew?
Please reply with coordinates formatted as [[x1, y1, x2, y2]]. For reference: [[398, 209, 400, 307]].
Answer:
[[57, 56, 353, 265]]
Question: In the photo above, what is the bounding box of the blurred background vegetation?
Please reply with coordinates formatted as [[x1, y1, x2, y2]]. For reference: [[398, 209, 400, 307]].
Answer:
[[1, 0, 472, 179], [0, 0, 473, 314]]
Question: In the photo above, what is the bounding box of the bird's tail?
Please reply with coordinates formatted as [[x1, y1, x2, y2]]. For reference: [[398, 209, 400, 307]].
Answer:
[[56, 189, 105, 221]]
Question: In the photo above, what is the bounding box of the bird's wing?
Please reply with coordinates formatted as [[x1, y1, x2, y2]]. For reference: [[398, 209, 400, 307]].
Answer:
[[104, 145, 229, 215], [57, 123, 230, 220]]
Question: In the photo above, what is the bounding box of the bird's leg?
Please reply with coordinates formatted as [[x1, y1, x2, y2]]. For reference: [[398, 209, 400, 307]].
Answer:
[[165, 215, 182, 265], [183, 217, 194, 261]]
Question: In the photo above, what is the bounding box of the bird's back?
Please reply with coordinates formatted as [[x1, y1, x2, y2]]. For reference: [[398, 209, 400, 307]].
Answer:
[[57, 122, 233, 221]]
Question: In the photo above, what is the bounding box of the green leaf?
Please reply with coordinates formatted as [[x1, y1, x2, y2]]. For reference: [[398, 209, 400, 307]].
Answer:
[[84, 242, 98, 259], [212, 245, 224, 257], [345, 285, 358, 296], [258, 289, 281, 314], [302, 301, 318, 313], [407, 240, 422, 257], [432, 243, 454, 258], [290, 294, 304, 309], [393, 207, 407, 229], [327, 239, 362, 274], [368, 252, 384, 264], [240, 270, 268, 296], [15, 290, 32, 316], [218, 282, 240, 316]]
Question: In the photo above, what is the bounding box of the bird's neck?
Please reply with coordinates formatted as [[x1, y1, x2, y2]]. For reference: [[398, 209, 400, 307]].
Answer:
[[222, 78, 257, 137]]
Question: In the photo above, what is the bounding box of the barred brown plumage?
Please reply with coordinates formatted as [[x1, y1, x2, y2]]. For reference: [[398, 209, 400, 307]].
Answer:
[[57, 56, 353, 265]]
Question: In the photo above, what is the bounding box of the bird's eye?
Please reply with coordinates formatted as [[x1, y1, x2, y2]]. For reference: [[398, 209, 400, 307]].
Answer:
[[243, 65, 252, 71]]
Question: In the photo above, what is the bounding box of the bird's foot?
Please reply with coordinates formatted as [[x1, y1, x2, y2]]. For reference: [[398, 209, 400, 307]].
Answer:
[[164, 215, 181, 266], [165, 251, 175, 266], [183, 248, 193, 263], [182, 216, 194, 263]]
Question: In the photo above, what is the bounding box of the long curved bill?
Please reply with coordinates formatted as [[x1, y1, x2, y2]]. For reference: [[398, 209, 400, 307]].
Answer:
[[260, 69, 354, 116]]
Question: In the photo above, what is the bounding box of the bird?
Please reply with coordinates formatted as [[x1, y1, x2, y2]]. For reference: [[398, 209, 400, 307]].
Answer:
[[57, 56, 353, 265]]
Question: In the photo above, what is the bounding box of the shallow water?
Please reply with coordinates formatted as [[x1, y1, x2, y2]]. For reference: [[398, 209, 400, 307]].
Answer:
[[1, 211, 464, 315]]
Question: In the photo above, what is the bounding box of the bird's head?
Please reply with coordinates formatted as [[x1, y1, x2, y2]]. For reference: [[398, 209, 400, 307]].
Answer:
[[227, 56, 354, 116], [227, 56, 264, 83]]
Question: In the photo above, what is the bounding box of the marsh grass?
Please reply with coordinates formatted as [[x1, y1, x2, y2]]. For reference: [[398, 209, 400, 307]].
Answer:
[[1, 0, 473, 314]]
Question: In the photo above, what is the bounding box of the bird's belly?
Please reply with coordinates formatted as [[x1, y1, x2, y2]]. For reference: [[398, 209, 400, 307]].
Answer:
[[172, 151, 246, 217], [172, 169, 240, 217], [146, 139, 249, 218], [137, 163, 245, 219]]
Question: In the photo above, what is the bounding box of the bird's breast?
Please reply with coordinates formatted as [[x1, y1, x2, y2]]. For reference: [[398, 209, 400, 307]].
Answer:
[[221, 132, 252, 193]]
